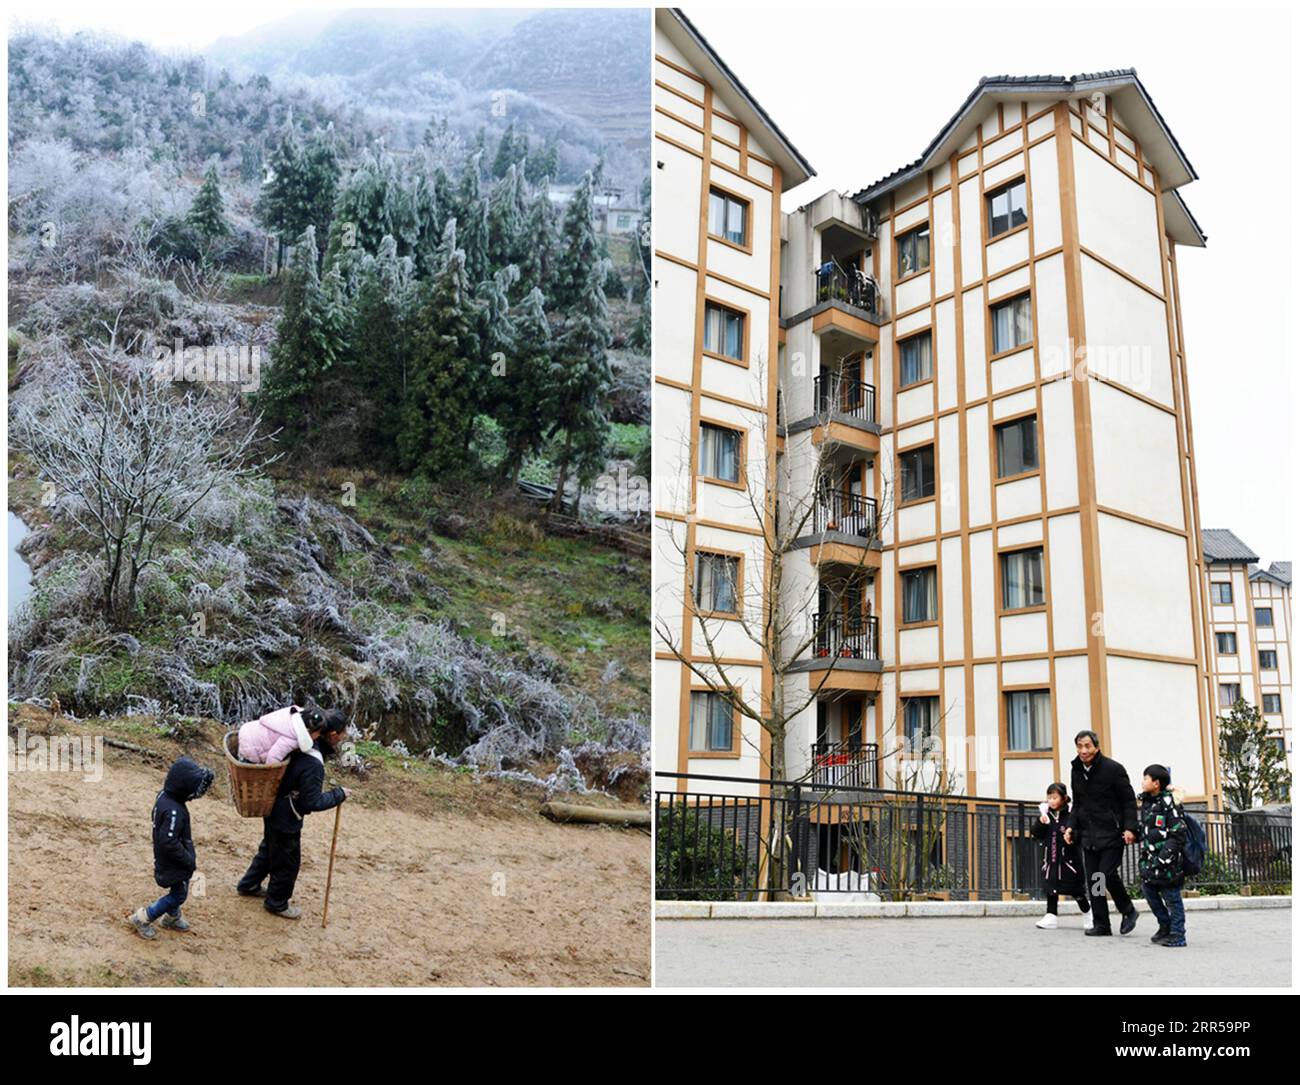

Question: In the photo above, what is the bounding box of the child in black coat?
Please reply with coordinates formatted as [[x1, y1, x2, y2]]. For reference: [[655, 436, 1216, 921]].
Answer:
[[1030, 782, 1090, 929], [128, 756, 214, 940]]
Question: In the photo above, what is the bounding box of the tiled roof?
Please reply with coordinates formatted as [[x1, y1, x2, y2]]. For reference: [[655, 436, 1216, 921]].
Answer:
[[1250, 561, 1292, 586], [1201, 529, 1260, 564], [849, 71, 1200, 242]]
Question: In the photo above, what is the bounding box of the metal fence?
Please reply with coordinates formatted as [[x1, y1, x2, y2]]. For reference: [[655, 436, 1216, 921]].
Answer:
[[813, 373, 877, 424], [812, 489, 878, 538], [655, 772, 1292, 902]]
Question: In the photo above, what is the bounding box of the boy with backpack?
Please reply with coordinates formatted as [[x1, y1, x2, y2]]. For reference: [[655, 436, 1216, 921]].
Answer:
[[1138, 763, 1202, 948]]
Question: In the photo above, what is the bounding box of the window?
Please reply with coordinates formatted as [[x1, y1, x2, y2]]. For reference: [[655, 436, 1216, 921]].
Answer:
[[1263, 694, 1282, 714], [616, 213, 633, 230], [699, 422, 741, 483], [1255, 607, 1274, 627], [986, 178, 1028, 238], [1260, 650, 1278, 670], [899, 445, 935, 502], [1006, 689, 1052, 752], [1215, 632, 1238, 655], [688, 691, 734, 753], [1211, 582, 1233, 604], [898, 331, 933, 387], [901, 567, 937, 624], [708, 188, 749, 246], [995, 415, 1038, 477], [896, 223, 931, 278], [694, 551, 739, 614], [1001, 547, 1045, 610], [991, 293, 1032, 354], [703, 301, 745, 361], [903, 696, 940, 747], [1218, 683, 1241, 708]]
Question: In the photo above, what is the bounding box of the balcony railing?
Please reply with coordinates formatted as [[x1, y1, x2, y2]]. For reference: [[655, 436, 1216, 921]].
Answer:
[[814, 262, 881, 316], [812, 612, 880, 661], [812, 741, 879, 789], [814, 373, 876, 424], [814, 490, 877, 539]]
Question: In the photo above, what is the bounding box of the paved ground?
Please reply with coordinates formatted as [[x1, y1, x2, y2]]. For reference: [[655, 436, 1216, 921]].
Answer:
[[655, 909, 1293, 988]]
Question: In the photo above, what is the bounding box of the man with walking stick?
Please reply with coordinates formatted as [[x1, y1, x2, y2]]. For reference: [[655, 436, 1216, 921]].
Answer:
[[237, 709, 351, 919]]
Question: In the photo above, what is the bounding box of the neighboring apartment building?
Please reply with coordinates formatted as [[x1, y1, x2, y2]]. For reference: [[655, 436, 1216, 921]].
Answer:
[[1203, 529, 1293, 755], [654, 10, 1222, 805]]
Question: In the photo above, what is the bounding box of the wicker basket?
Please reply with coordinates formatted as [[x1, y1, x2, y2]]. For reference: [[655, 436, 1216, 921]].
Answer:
[[223, 730, 288, 818]]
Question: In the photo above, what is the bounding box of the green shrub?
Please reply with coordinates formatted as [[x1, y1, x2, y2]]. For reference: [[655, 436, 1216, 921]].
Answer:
[[656, 805, 750, 901]]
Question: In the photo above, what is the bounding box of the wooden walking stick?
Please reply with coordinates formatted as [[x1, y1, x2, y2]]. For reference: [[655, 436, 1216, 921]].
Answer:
[[322, 804, 341, 929]]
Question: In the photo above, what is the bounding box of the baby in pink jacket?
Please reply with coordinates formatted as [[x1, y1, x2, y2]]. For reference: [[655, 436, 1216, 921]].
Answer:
[[237, 705, 317, 764]]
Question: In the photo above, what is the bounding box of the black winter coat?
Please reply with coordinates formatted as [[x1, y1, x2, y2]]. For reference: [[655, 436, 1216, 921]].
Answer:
[[1066, 751, 1139, 850], [152, 757, 213, 887], [1030, 804, 1086, 895], [1138, 789, 1188, 889], [267, 743, 346, 834]]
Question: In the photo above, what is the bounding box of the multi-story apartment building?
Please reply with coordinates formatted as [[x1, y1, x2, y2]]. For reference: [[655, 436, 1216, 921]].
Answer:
[[654, 10, 1222, 805], [1203, 529, 1292, 755]]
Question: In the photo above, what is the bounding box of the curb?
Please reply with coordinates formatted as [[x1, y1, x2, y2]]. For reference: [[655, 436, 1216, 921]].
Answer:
[[656, 895, 1293, 920]]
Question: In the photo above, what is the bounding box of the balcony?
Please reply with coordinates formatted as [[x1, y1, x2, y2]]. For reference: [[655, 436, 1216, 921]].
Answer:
[[814, 373, 876, 425], [812, 612, 880, 662], [814, 262, 881, 315], [814, 490, 878, 538], [781, 261, 885, 345], [811, 741, 879, 789]]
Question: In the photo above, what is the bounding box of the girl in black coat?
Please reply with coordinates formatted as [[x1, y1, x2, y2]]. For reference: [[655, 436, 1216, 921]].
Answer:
[[1030, 782, 1090, 929]]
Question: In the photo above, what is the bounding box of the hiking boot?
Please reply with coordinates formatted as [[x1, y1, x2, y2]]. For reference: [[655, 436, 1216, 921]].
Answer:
[[1150, 926, 1171, 945], [1075, 896, 1091, 913], [266, 903, 301, 920], [128, 906, 157, 940], [1035, 913, 1058, 929], [1120, 909, 1139, 935], [237, 884, 267, 898], [1084, 925, 1112, 936], [158, 911, 191, 932], [1161, 937, 1187, 948]]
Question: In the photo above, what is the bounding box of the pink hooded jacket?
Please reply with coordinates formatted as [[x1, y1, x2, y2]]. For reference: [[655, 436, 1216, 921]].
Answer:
[[237, 705, 315, 764]]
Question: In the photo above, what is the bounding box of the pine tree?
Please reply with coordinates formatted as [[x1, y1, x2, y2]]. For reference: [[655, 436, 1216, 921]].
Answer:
[[258, 226, 343, 442], [398, 220, 483, 476], [455, 155, 490, 285], [256, 124, 305, 274], [486, 162, 523, 270], [491, 121, 518, 180], [546, 255, 613, 510], [349, 235, 414, 464], [552, 170, 599, 310], [518, 179, 558, 301], [187, 164, 230, 243], [497, 286, 553, 482]]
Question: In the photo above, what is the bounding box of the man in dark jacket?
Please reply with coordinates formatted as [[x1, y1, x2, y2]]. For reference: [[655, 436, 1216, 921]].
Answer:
[[1063, 730, 1140, 936], [128, 756, 214, 939], [237, 710, 350, 918]]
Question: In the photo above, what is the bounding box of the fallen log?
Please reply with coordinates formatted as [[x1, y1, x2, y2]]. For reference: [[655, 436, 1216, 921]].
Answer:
[[540, 801, 651, 827]]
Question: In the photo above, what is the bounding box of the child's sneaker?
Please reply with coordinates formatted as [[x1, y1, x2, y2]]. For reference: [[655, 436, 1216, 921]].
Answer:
[[1035, 913, 1058, 929], [127, 906, 157, 940], [1161, 937, 1187, 947], [158, 911, 191, 932]]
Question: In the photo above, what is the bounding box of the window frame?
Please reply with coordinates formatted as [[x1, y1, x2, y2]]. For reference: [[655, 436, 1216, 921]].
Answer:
[[698, 419, 745, 488], [1005, 688, 1053, 753], [1260, 649, 1278, 670], [1263, 693, 1282, 715], [707, 184, 752, 252], [900, 564, 938, 626], [999, 546, 1046, 613], [693, 549, 742, 617], [898, 443, 936, 505], [1218, 682, 1241, 709], [994, 412, 1039, 479], [895, 222, 932, 281], [1211, 581, 1233, 605], [897, 328, 934, 389], [1255, 606, 1274, 627], [902, 695, 941, 750], [687, 688, 740, 757], [702, 297, 749, 365], [1215, 631, 1238, 656], [985, 176, 1029, 240], [990, 291, 1034, 357]]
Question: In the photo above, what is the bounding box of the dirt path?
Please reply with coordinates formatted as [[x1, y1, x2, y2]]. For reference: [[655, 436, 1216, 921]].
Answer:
[[9, 739, 650, 987]]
